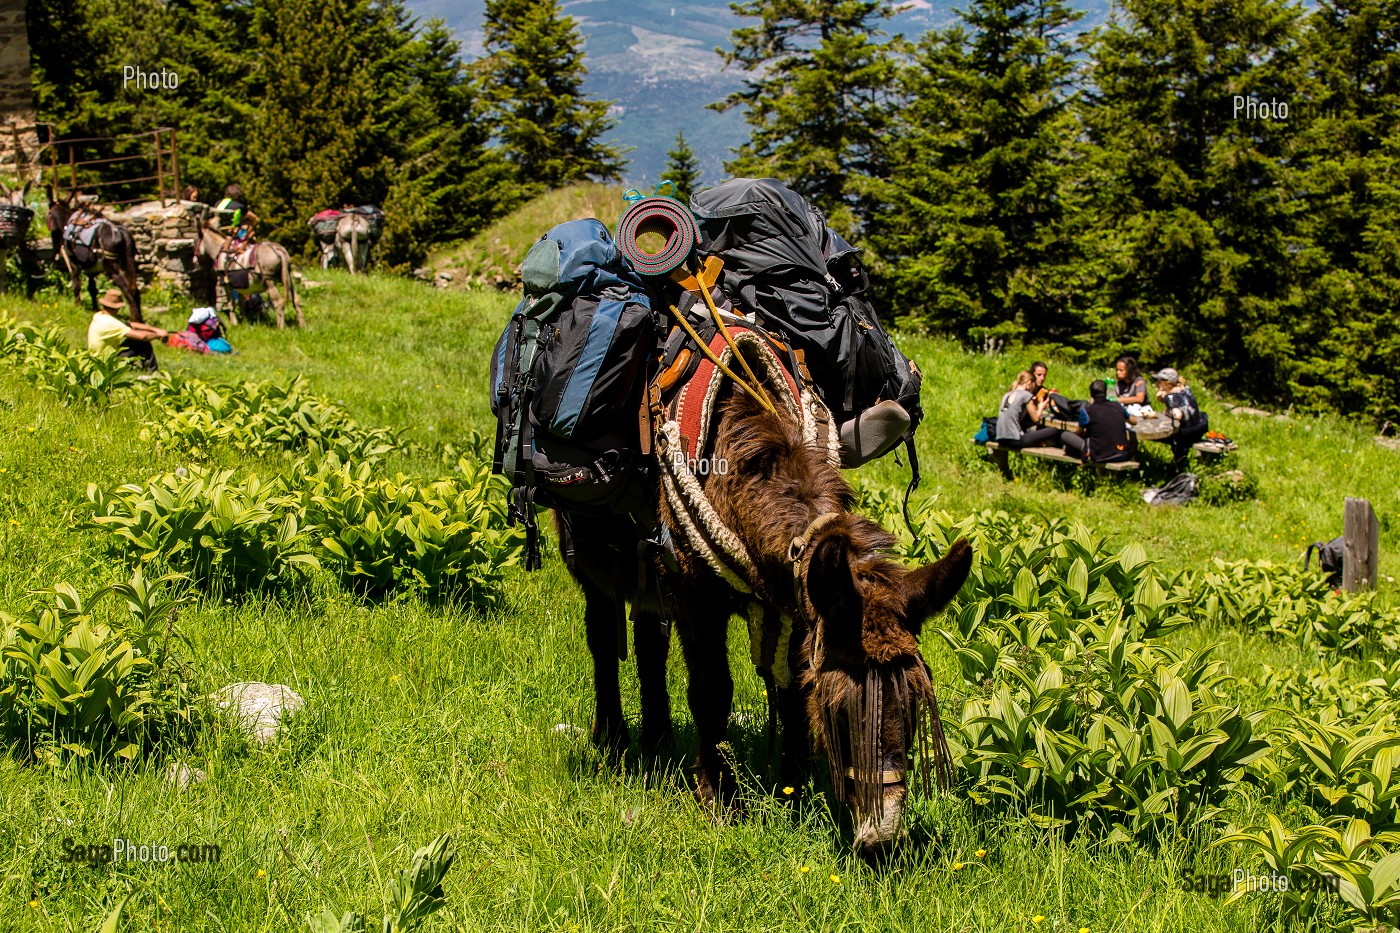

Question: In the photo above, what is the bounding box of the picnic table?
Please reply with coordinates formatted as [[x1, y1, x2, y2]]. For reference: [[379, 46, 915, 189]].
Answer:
[[1041, 412, 1235, 459], [983, 440, 1139, 479]]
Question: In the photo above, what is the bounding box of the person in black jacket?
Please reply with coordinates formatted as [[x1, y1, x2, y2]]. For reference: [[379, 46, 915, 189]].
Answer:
[[1062, 380, 1135, 462]]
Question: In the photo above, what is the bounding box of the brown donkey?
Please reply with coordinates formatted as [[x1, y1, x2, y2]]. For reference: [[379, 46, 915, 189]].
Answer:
[[46, 193, 144, 322], [563, 386, 972, 852]]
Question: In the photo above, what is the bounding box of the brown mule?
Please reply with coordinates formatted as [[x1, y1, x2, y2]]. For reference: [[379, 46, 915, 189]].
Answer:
[[563, 386, 972, 853], [46, 193, 144, 323]]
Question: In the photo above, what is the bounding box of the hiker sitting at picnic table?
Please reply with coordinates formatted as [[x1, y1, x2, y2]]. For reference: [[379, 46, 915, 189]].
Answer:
[[1154, 367, 1209, 466], [997, 371, 1065, 449], [1027, 360, 1079, 422], [1114, 355, 1154, 415], [1062, 379, 1136, 463], [87, 288, 167, 371]]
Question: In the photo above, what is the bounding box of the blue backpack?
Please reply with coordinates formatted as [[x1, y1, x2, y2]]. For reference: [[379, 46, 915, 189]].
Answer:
[[490, 219, 658, 568]]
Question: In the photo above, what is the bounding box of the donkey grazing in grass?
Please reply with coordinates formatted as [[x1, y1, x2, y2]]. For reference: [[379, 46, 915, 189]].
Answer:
[[563, 386, 972, 852]]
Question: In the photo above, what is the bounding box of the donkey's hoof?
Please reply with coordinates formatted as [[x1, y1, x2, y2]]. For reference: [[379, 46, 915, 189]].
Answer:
[[591, 718, 629, 760], [639, 724, 674, 759]]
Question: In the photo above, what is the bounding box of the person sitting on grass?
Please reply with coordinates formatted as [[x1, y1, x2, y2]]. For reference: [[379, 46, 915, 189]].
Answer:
[[1062, 379, 1136, 463], [1114, 356, 1152, 415], [87, 288, 168, 371], [996, 370, 1065, 449], [1154, 367, 1209, 467]]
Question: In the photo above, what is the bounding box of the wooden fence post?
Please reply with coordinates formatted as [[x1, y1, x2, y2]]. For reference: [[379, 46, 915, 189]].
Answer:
[[1343, 497, 1380, 591]]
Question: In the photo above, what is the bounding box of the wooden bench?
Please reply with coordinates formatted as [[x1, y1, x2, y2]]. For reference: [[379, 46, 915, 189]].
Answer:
[[984, 440, 1139, 479], [1191, 440, 1236, 460]]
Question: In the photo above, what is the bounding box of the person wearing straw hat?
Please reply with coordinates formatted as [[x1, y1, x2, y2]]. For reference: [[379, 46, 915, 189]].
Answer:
[[87, 288, 168, 371]]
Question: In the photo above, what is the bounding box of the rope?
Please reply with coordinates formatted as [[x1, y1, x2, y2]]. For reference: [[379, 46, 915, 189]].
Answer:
[[617, 194, 699, 276], [658, 421, 754, 592]]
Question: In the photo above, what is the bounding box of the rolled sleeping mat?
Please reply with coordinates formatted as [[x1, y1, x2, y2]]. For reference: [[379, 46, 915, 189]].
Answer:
[[617, 195, 699, 276]]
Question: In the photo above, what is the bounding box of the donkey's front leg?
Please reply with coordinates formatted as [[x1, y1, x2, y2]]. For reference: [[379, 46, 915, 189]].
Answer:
[[676, 604, 736, 805]]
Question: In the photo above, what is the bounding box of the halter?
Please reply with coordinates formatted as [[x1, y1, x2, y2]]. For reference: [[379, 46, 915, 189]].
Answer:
[[789, 512, 842, 620], [788, 511, 843, 671]]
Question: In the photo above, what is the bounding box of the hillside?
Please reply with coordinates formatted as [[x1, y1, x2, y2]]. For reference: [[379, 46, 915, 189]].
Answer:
[[427, 182, 626, 286], [1, 269, 1397, 930], [406, 0, 1113, 184]]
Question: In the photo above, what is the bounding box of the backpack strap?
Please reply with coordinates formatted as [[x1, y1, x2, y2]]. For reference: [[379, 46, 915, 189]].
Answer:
[[510, 486, 542, 571], [901, 434, 921, 541]]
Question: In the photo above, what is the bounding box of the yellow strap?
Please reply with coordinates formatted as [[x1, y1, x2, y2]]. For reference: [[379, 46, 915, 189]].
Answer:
[[693, 260, 776, 413], [668, 304, 776, 414]]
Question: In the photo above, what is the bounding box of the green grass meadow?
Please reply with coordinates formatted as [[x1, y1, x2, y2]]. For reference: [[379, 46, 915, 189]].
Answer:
[[1, 271, 1396, 932]]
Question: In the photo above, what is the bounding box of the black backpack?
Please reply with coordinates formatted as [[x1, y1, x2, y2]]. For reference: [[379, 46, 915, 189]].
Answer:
[[1304, 537, 1345, 587], [490, 219, 658, 568], [689, 178, 922, 431]]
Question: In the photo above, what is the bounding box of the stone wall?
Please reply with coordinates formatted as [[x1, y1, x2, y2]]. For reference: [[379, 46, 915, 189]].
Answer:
[[108, 199, 213, 300], [0, 0, 38, 166]]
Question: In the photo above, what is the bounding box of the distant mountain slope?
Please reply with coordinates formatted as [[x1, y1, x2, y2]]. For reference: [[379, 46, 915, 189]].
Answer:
[[407, 0, 1110, 188]]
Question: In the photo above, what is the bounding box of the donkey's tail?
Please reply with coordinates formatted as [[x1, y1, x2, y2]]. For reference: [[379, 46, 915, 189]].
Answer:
[[349, 224, 359, 274], [280, 246, 304, 325], [125, 231, 142, 321]]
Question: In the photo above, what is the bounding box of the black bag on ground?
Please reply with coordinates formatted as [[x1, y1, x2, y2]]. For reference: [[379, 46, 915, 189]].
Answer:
[[1143, 473, 1198, 506], [689, 178, 921, 431], [490, 219, 658, 568], [1304, 536, 1345, 587]]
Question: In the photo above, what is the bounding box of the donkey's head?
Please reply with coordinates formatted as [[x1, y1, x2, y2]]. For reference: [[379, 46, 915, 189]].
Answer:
[[797, 518, 972, 853], [45, 187, 74, 233]]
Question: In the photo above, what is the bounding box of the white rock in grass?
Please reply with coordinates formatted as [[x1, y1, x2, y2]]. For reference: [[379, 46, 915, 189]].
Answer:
[[212, 682, 305, 744], [164, 762, 207, 789], [551, 723, 586, 737]]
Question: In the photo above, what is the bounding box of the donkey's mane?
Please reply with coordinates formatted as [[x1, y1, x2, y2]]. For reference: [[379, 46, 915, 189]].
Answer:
[[707, 388, 894, 580]]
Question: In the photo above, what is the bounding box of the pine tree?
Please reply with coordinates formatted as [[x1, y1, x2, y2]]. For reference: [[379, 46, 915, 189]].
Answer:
[[1078, 0, 1307, 403], [716, 0, 898, 233], [662, 132, 701, 202], [244, 0, 379, 248], [868, 0, 1083, 339], [478, 0, 625, 192], [1288, 0, 1400, 423]]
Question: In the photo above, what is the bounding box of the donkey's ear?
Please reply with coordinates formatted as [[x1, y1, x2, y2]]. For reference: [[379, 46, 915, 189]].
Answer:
[[903, 537, 973, 630], [807, 531, 864, 656]]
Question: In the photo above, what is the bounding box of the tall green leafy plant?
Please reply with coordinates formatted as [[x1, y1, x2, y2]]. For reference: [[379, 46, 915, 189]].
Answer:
[[0, 571, 199, 763], [85, 468, 319, 592], [302, 457, 522, 605]]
